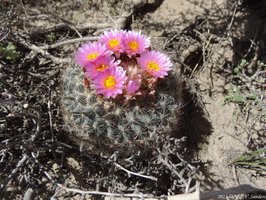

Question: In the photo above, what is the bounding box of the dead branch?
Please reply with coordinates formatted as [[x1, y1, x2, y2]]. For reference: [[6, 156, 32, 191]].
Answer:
[[39, 36, 98, 49], [30, 151, 199, 200], [29, 152, 266, 200], [31, 0, 162, 51], [30, 10, 130, 36], [227, 1, 238, 46], [47, 90, 54, 142], [158, 154, 188, 189], [51, 173, 199, 200], [22, 105, 42, 142], [32, 0, 159, 35], [23, 188, 34, 200], [17, 0, 158, 64], [114, 162, 158, 181], [31, 15, 126, 35], [16, 35, 70, 64], [0, 154, 28, 191]]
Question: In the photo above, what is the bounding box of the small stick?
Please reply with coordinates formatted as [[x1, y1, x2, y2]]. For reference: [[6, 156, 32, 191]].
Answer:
[[114, 162, 158, 181], [0, 154, 28, 190], [16, 35, 70, 64], [30, 152, 200, 200], [31, 10, 131, 36], [23, 188, 34, 200], [48, 89, 54, 142], [39, 36, 98, 49], [158, 155, 188, 188]]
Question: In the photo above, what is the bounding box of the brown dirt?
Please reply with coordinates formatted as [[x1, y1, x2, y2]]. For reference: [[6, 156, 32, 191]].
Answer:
[[131, 0, 266, 191]]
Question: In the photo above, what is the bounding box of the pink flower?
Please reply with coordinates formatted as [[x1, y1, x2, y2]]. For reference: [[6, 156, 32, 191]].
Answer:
[[75, 42, 111, 67], [84, 56, 119, 79], [123, 30, 150, 56], [137, 51, 172, 78], [126, 79, 141, 94], [91, 67, 127, 99], [99, 30, 124, 53]]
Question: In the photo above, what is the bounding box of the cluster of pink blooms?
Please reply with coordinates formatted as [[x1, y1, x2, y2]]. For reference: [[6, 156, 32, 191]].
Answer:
[[75, 29, 172, 100]]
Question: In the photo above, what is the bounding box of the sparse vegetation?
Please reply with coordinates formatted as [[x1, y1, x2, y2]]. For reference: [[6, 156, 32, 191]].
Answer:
[[229, 148, 266, 171], [46, 32, 56, 43], [224, 55, 265, 175], [0, 42, 19, 61]]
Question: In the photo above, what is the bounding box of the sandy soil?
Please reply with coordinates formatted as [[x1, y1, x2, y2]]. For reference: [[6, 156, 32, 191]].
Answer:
[[132, 0, 266, 191]]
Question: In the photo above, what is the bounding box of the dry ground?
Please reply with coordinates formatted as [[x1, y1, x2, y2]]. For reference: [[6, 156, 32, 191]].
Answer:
[[132, 0, 266, 191]]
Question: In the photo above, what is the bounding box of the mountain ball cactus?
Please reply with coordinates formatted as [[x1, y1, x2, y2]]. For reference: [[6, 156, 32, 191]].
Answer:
[[62, 30, 184, 152]]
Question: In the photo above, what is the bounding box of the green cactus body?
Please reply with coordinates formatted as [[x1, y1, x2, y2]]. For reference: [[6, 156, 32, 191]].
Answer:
[[62, 64, 183, 152]]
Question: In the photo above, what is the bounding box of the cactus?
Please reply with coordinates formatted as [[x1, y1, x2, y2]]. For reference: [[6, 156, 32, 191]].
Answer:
[[62, 64, 183, 151], [61, 29, 184, 152]]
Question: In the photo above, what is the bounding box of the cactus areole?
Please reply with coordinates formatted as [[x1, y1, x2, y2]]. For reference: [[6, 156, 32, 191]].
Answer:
[[62, 30, 183, 152]]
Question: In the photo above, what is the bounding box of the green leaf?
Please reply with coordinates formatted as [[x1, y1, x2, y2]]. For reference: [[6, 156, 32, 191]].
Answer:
[[0, 42, 19, 60], [229, 148, 266, 171], [233, 59, 248, 74], [46, 32, 56, 43], [239, 59, 248, 68]]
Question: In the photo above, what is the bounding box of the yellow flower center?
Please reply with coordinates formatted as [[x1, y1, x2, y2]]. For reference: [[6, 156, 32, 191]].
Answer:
[[128, 41, 138, 51], [104, 76, 116, 89], [147, 61, 160, 71], [87, 52, 99, 61], [96, 64, 108, 71], [109, 39, 120, 48]]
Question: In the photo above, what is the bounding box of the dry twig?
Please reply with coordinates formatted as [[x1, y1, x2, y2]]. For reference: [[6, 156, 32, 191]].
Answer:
[[16, 35, 70, 64], [0, 154, 28, 191], [31, 151, 200, 200], [114, 162, 158, 181], [39, 36, 98, 49], [158, 155, 188, 189]]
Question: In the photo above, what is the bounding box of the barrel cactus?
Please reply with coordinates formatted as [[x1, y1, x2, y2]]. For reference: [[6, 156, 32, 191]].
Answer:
[[62, 30, 184, 153]]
